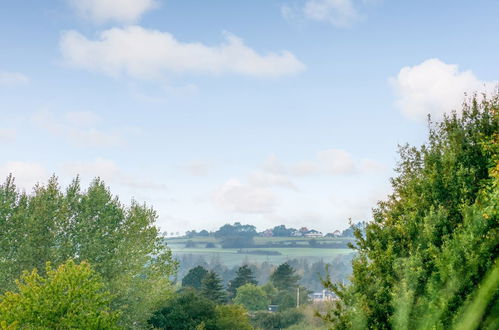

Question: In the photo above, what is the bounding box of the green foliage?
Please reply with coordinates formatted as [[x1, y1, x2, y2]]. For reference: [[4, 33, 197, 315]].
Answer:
[[148, 289, 217, 330], [148, 290, 253, 330], [0, 176, 177, 328], [323, 95, 499, 329], [251, 308, 304, 329], [212, 304, 253, 330], [182, 265, 208, 289], [234, 283, 269, 311], [0, 260, 120, 329], [270, 263, 300, 290], [201, 271, 228, 304], [228, 265, 257, 296], [271, 225, 297, 237], [215, 222, 257, 248]]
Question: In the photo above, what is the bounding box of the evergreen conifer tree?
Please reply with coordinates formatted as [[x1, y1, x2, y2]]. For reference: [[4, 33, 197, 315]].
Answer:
[[201, 271, 227, 304], [228, 265, 257, 297]]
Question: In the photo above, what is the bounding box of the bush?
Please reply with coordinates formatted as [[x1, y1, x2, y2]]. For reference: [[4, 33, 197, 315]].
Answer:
[[0, 260, 120, 329], [251, 308, 304, 329]]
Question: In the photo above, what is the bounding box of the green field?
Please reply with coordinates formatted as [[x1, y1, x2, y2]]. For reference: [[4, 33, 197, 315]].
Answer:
[[166, 236, 355, 267]]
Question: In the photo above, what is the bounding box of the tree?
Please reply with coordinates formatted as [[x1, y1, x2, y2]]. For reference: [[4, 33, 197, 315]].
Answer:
[[0, 176, 177, 328], [148, 289, 217, 330], [201, 271, 228, 304], [251, 308, 304, 329], [271, 225, 296, 237], [0, 260, 119, 329], [228, 265, 257, 297], [270, 263, 300, 291], [182, 266, 208, 289], [212, 305, 253, 330], [234, 284, 269, 311], [323, 95, 499, 329], [214, 222, 257, 248], [199, 229, 210, 236]]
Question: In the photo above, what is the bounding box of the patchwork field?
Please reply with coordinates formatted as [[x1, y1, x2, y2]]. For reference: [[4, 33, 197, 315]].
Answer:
[[165, 236, 355, 267]]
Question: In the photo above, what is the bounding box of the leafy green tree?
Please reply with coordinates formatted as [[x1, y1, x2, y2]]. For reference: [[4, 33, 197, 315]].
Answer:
[[0, 260, 119, 329], [270, 263, 300, 290], [212, 304, 253, 330], [201, 271, 228, 304], [228, 265, 257, 296], [148, 289, 216, 330], [215, 222, 257, 248], [271, 225, 296, 237], [323, 95, 499, 329], [251, 308, 304, 329], [234, 283, 269, 311], [182, 265, 209, 289], [0, 176, 177, 328]]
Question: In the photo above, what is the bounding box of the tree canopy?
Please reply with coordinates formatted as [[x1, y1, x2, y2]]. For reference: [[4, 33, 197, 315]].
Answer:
[[201, 271, 228, 304], [233, 283, 269, 311], [270, 263, 300, 291], [0, 176, 177, 328], [182, 266, 209, 289], [228, 265, 257, 296], [0, 260, 119, 329], [323, 95, 499, 329]]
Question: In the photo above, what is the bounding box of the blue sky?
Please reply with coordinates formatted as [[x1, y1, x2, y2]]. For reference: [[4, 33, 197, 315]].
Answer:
[[1, 0, 498, 234]]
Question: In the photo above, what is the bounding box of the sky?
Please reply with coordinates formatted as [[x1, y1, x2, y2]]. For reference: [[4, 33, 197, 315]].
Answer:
[[1, 0, 498, 235]]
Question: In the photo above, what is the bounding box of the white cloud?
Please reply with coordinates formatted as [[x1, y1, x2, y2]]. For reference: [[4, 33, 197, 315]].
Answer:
[[0, 129, 16, 142], [0, 71, 29, 86], [60, 26, 305, 80], [63, 158, 166, 190], [0, 161, 49, 191], [212, 179, 277, 214], [304, 0, 361, 27], [31, 110, 125, 147], [69, 0, 158, 24], [391, 58, 498, 121]]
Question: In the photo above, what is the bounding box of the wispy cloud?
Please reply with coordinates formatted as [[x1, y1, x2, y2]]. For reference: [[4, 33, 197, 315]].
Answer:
[[0, 71, 30, 86], [31, 110, 131, 148], [282, 0, 380, 27], [68, 0, 158, 24], [60, 26, 305, 80], [212, 179, 278, 214], [0, 129, 16, 143], [63, 158, 166, 190]]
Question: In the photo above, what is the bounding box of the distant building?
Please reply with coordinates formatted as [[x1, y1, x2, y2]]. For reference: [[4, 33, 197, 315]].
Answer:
[[299, 227, 309, 234], [291, 230, 303, 237], [310, 290, 337, 303], [305, 229, 323, 237], [333, 230, 341, 237]]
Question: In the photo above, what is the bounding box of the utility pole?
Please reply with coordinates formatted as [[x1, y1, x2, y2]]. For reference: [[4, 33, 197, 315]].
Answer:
[[296, 287, 300, 308]]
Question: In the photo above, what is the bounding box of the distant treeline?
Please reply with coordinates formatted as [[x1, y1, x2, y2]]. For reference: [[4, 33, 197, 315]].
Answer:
[[183, 222, 365, 239]]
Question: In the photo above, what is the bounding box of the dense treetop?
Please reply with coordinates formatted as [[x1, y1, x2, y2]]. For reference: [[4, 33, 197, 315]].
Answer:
[[323, 94, 499, 329]]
